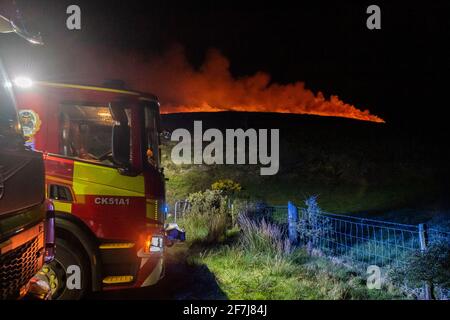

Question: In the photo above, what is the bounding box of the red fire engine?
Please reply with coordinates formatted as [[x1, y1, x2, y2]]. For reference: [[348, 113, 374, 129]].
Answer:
[[14, 80, 180, 299]]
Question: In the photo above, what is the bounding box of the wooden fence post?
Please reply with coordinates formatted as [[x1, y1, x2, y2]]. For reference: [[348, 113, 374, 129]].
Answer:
[[418, 223, 433, 300], [288, 201, 298, 245]]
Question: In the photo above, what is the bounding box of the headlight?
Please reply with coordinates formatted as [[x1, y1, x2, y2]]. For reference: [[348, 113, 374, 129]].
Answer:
[[14, 76, 33, 88], [146, 235, 164, 253]]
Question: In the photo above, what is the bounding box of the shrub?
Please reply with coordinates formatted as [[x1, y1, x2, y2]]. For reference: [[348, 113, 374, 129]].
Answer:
[[297, 196, 332, 254], [389, 241, 450, 299], [179, 189, 229, 244], [211, 179, 242, 196]]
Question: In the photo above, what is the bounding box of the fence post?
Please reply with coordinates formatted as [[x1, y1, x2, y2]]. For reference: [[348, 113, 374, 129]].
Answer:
[[183, 200, 189, 219], [288, 201, 298, 245], [418, 223, 433, 300], [174, 201, 178, 223]]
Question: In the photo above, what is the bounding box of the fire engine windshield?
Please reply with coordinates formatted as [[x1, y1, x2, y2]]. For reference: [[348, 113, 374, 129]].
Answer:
[[59, 104, 130, 166]]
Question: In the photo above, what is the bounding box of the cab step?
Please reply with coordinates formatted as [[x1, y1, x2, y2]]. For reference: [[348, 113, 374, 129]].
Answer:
[[102, 275, 134, 284]]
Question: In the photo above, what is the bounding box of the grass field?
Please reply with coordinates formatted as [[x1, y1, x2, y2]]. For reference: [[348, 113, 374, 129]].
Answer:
[[162, 139, 442, 220], [161, 112, 448, 216]]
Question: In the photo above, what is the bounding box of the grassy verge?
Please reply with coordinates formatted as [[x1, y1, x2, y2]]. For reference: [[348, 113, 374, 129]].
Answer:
[[191, 246, 403, 300], [177, 202, 404, 300]]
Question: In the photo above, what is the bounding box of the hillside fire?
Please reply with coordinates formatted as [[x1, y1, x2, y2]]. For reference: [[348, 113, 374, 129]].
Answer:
[[10, 46, 385, 123], [150, 48, 385, 123]]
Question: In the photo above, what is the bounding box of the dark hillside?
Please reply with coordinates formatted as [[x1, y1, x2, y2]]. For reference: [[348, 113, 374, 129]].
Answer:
[[161, 112, 450, 215]]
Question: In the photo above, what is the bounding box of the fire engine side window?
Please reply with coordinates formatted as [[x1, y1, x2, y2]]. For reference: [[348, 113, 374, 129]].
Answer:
[[59, 104, 130, 166], [144, 105, 160, 168]]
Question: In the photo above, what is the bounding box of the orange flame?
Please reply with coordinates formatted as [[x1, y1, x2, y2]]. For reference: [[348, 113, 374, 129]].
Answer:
[[49, 45, 385, 123]]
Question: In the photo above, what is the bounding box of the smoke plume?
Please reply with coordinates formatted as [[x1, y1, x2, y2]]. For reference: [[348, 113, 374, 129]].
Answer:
[[19, 44, 385, 123]]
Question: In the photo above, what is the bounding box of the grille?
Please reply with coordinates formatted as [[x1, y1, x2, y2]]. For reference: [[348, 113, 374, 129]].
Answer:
[[0, 236, 42, 300]]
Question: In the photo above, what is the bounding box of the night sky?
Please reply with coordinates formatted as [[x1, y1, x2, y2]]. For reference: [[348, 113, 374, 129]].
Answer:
[[4, 0, 450, 131]]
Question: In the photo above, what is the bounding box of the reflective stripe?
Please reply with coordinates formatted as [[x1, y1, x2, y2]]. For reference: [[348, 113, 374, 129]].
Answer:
[[102, 275, 134, 284], [35, 81, 140, 96], [146, 199, 158, 220], [46, 175, 73, 186], [99, 243, 135, 249], [139, 257, 164, 287]]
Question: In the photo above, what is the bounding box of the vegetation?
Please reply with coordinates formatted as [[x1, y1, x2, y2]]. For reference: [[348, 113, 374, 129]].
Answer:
[[161, 144, 441, 218], [196, 247, 403, 300], [161, 112, 447, 218], [176, 189, 403, 300], [178, 189, 229, 244], [389, 241, 450, 299], [211, 179, 242, 196], [237, 214, 291, 257], [161, 112, 449, 299]]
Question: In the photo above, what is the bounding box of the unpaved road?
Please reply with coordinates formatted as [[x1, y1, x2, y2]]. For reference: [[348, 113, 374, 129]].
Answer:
[[87, 244, 227, 300]]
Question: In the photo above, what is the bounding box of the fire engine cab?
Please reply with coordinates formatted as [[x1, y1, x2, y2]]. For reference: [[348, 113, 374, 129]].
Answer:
[[14, 79, 178, 299]]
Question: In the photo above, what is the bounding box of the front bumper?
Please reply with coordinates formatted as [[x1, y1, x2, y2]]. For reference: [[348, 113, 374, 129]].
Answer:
[[136, 253, 164, 287]]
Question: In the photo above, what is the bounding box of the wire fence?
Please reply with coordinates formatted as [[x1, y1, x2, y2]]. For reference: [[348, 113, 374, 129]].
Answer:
[[172, 200, 191, 222], [171, 198, 450, 299], [266, 205, 450, 268], [172, 200, 450, 268], [265, 204, 450, 299]]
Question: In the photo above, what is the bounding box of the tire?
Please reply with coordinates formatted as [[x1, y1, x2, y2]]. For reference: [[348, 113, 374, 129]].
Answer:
[[45, 238, 90, 300]]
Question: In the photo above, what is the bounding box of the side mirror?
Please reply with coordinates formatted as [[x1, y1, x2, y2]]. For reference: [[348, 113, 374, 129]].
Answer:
[[112, 123, 130, 168]]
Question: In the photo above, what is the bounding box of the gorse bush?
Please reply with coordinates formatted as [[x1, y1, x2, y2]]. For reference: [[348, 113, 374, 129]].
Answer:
[[178, 189, 229, 244], [187, 189, 227, 215], [211, 179, 242, 196]]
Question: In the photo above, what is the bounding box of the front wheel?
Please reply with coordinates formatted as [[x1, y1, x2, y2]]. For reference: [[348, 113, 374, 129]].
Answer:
[[42, 238, 90, 300]]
